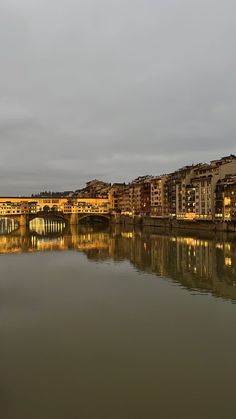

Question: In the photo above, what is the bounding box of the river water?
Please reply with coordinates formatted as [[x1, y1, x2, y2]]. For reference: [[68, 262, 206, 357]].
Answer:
[[0, 218, 236, 419]]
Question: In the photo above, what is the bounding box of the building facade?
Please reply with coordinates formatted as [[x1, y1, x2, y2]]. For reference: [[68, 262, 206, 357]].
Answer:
[[215, 175, 236, 221], [175, 156, 236, 220], [150, 176, 168, 217]]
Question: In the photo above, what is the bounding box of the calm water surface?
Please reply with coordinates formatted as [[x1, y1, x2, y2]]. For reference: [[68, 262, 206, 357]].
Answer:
[[0, 219, 236, 419]]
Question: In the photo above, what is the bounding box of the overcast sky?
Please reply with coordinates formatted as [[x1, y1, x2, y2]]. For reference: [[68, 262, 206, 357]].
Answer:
[[0, 0, 236, 194]]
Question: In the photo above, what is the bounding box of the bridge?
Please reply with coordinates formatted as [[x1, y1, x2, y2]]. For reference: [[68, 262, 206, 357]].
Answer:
[[0, 197, 111, 227]]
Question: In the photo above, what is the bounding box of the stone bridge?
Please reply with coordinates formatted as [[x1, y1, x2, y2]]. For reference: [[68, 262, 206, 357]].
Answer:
[[1, 211, 111, 227], [0, 197, 111, 228]]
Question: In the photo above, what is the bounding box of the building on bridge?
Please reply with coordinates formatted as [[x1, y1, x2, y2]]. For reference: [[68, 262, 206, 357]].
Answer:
[[0, 201, 37, 216], [0, 197, 112, 221]]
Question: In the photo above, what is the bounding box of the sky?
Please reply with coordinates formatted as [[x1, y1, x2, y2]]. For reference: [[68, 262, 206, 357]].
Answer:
[[0, 0, 236, 195]]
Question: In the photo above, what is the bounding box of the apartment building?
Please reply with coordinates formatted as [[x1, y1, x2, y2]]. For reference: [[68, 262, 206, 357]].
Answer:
[[106, 155, 236, 220], [130, 183, 142, 215], [118, 185, 131, 214], [167, 166, 196, 218], [129, 178, 153, 216], [109, 183, 131, 214], [175, 155, 236, 220], [150, 176, 168, 217], [215, 175, 236, 221], [190, 166, 213, 219], [191, 155, 236, 219], [140, 181, 151, 216]]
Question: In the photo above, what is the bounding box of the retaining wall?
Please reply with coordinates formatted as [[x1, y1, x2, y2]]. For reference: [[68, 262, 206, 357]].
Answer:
[[111, 214, 236, 233]]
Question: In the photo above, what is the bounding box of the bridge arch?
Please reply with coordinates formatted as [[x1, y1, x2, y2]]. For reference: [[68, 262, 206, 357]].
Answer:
[[77, 214, 110, 223], [29, 211, 67, 223]]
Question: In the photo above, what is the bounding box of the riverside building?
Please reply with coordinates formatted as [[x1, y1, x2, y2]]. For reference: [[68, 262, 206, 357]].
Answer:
[[150, 176, 168, 217], [215, 175, 236, 221], [176, 155, 236, 220]]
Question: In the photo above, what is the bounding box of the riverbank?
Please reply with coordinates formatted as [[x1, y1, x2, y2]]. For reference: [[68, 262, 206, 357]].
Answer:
[[111, 214, 236, 233]]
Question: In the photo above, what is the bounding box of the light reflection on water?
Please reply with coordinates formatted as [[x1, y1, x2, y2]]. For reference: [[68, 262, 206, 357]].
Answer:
[[0, 218, 236, 302], [0, 218, 18, 234], [30, 217, 66, 234]]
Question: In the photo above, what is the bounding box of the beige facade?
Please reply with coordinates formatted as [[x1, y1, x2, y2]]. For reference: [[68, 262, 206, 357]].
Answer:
[[175, 167, 197, 218], [150, 176, 168, 217], [176, 156, 236, 220], [109, 184, 131, 214], [118, 186, 131, 214], [166, 166, 196, 217], [193, 158, 236, 219], [215, 175, 236, 221]]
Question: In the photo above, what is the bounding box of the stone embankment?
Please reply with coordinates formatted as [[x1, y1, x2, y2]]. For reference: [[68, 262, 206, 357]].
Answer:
[[111, 214, 236, 233]]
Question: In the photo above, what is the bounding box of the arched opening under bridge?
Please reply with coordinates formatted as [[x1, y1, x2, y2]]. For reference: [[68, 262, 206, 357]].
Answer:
[[78, 214, 110, 225]]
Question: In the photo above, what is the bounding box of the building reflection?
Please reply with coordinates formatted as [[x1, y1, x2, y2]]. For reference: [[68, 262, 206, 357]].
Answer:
[[0, 218, 236, 301]]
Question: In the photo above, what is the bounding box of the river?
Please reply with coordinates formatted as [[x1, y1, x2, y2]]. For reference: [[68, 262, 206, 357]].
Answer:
[[0, 218, 236, 419]]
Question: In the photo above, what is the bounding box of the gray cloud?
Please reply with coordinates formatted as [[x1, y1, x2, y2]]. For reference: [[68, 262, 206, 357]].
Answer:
[[0, 0, 236, 194]]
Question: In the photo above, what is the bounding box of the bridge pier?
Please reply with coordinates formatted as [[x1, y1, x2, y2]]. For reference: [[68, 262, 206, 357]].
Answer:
[[69, 213, 78, 225], [12, 214, 30, 237], [69, 223, 78, 237], [19, 214, 30, 228], [19, 224, 28, 237]]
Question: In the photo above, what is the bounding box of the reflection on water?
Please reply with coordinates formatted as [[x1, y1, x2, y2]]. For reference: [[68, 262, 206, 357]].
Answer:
[[30, 217, 66, 234], [0, 218, 236, 302], [0, 218, 18, 235]]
